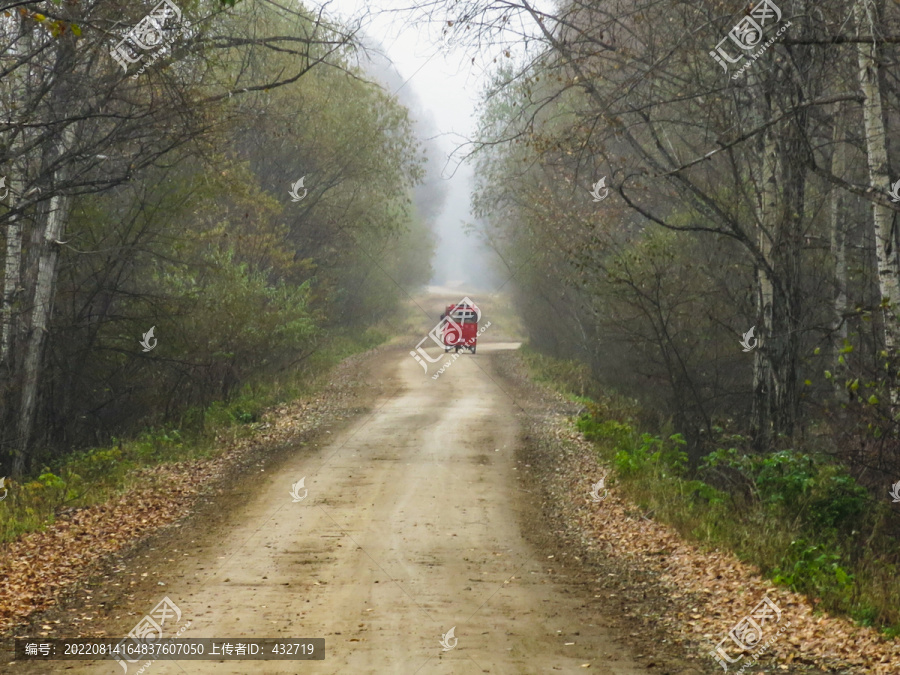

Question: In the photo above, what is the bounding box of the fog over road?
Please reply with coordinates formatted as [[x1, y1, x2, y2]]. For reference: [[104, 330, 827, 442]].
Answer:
[[45, 296, 649, 675]]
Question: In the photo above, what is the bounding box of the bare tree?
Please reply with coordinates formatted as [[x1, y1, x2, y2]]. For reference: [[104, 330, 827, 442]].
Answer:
[[0, 0, 362, 474], [854, 0, 900, 402]]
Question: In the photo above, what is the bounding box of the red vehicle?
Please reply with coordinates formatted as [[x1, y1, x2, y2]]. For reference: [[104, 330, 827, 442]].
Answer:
[[441, 301, 480, 354]]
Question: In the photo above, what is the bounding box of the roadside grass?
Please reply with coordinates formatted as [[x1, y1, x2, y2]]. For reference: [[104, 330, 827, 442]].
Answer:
[[0, 326, 389, 546], [518, 346, 597, 399], [521, 346, 900, 637], [477, 292, 523, 341]]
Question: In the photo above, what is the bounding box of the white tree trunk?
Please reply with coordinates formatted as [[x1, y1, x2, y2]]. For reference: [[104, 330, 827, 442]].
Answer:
[[1, 19, 33, 370], [15, 126, 77, 472], [854, 0, 900, 401], [751, 121, 779, 444], [1, 202, 24, 368]]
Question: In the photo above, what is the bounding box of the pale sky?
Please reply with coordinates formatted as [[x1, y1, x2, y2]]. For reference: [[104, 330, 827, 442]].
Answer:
[[322, 0, 498, 290]]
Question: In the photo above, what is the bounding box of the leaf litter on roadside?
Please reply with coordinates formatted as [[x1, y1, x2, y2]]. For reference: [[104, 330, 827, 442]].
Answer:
[[0, 349, 376, 637]]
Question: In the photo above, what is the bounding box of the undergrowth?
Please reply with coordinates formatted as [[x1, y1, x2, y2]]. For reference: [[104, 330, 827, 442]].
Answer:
[[523, 347, 900, 637], [0, 326, 388, 545]]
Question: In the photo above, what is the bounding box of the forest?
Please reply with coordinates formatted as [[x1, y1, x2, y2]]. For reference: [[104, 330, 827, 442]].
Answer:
[[3, 0, 900, 669], [0, 0, 436, 476], [426, 0, 900, 632]]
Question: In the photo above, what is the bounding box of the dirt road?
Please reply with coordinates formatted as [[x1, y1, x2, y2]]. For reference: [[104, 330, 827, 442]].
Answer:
[[36, 302, 651, 674]]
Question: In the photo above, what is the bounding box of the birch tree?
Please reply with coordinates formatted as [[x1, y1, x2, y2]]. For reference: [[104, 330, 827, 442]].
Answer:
[[830, 103, 849, 396], [854, 0, 900, 401], [428, 0, 835, 446], [0, 0, 362, 474]]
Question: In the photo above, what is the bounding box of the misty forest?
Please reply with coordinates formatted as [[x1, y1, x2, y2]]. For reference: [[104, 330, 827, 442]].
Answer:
[[2, 0, 900, 673]]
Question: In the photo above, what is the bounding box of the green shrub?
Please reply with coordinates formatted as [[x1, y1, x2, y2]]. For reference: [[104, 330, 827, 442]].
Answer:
[[531, 355, 900, 632], [703, 448, 869, 532], [129, 428, 184, 462], [576, 415, 634, 447], [614, 432, 687, 477], [806, 468, 869, 531], [754, 450, 817, 507], [772, 539, 853, 600], [20, 471, 75, 510], [37, 471, 67, 491], [684, 479, 728, 505], [69, 446, 124, 482]]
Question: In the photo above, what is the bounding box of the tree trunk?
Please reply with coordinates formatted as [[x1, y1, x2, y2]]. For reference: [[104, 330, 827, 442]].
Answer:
[[1, 18, 26, 366], [14, 125, 76, 476], [750, 85, 805, 447], [1, 17, 35, 371], [830, 103, 849, 398], [854, 0, 900, 403], [1, 18, 36, 473], [1, 204, 24, 370], [774, 112, 805, 440], [751, 119, 779, 447]]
